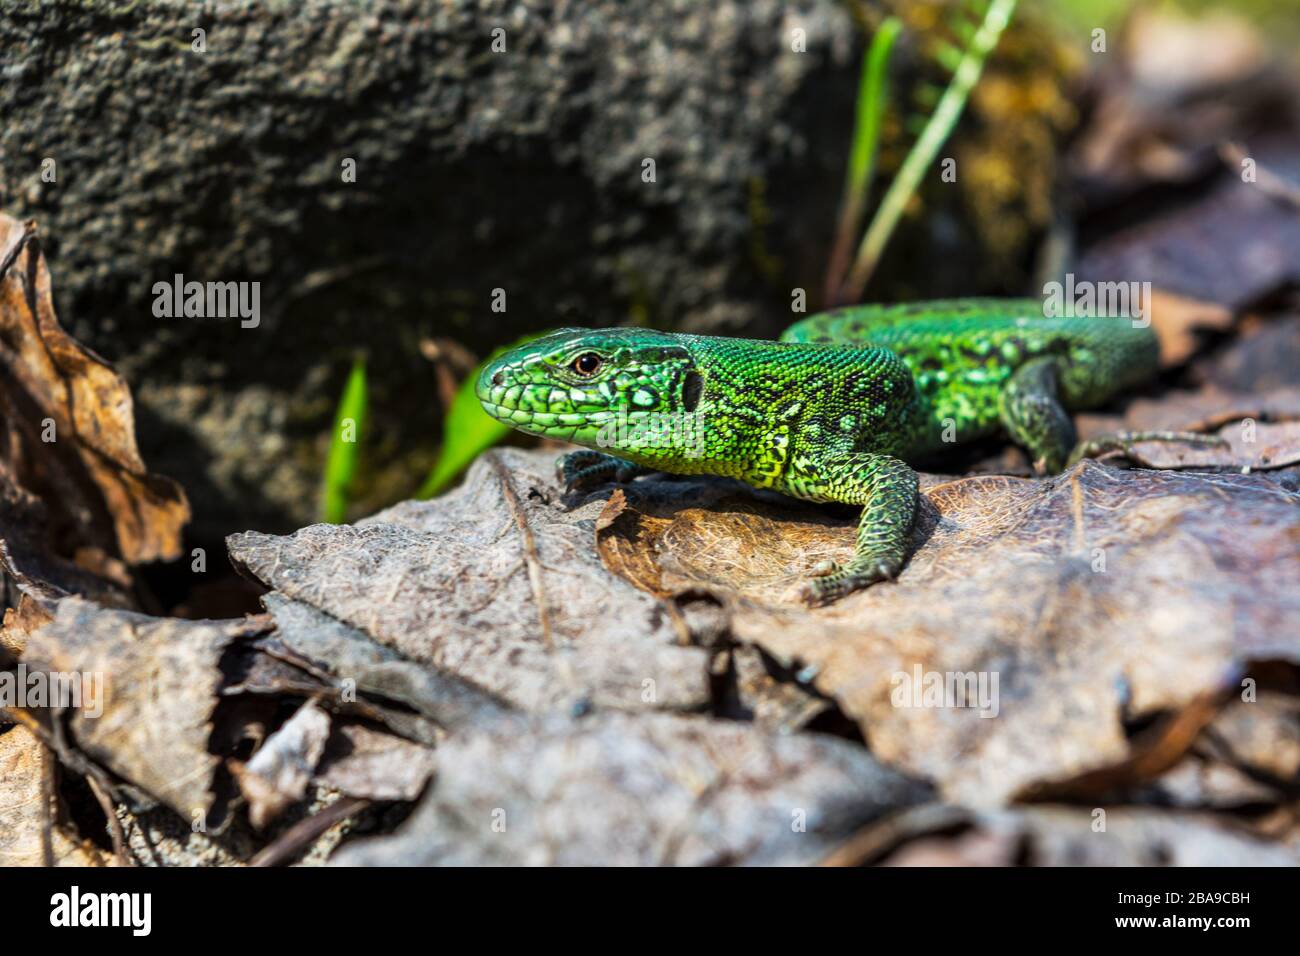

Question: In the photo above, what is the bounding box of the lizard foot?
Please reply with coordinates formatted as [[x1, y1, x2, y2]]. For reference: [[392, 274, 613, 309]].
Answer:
[[1065, 430, 1227, 469], [808, 558, 839, 578], [556, 451, 645, 494], [799, 557, 898, 606]]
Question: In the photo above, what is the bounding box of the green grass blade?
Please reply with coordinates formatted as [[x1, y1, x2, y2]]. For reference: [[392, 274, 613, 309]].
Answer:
[[824, 16, 902, 305], [320, 356, 368, 524], [417, 331, 552, 499], [848, 17, 903, 193], [842, 0, 1018, 301]]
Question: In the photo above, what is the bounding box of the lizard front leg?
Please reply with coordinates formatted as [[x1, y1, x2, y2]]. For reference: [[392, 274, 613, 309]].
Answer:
[[800, 453, 918, 605], [557, 450, 649, 493]]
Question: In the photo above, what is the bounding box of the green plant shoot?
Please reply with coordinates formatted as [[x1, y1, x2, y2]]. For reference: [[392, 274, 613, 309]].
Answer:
[[824, 16, 902, 306], [321, 356, 368, 523], [418, 331, 552, 498], [841, 0, 1018, 302]]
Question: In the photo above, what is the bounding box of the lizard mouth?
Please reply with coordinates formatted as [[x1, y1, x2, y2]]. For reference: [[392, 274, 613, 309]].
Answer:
[[478, 398, 541, 427], [476, 357, 620, 440], [478, 398, 614, 437]]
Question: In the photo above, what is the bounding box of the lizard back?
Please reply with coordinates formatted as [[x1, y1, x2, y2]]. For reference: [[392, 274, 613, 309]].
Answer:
[[782, 298, 1159, 449]]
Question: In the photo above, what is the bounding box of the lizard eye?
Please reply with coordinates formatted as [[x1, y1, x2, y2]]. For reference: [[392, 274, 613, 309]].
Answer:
[[570, 352, 603, 377]]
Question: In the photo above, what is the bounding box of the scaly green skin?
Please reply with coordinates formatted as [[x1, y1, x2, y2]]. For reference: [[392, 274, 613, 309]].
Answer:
[[477, 299, 1161, 603]]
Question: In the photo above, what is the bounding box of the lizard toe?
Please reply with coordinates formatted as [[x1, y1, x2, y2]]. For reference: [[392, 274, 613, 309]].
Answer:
[[808, 558, 840, 578], [799, 559, 894, 606], [799, 576, 843, 607]]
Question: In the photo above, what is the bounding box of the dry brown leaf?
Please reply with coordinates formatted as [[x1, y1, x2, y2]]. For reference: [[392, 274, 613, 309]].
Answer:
[[19, 597, 271, 824], [233, 699, 332, 829], [261, 592, 512, 731], [1072, 9, 1294, 201], [0, 216, 189, 574], [1076, 142, 1300, 312], [314, 723, 437, 802], [1122, 385, 1300, 435], [1146, 691, 1300, 812], [596, 474, 850, 601], [329, 711, 930, 866], [1074, 385, 1300, 471], [1196, 313, 1300, 394], [228, 449, 711, 715], [597, 461, 1300, 805], [730, 645, 830, 734], [0, 592, 52, 664], [0, 464, 134, 607], [1147, 289, 1234, 368], [0, 724, 115, 867], [858, 805, 1300, 867], [1124, 420, 1300, 470], [1020, 690, 1231, 802]]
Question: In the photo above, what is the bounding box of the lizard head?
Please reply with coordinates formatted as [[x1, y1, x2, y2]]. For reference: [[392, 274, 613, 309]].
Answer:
[[476, 328, 703, 453]]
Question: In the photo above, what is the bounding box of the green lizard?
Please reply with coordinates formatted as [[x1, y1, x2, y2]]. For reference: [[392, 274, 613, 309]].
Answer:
[[476, 299, 1216, 604]]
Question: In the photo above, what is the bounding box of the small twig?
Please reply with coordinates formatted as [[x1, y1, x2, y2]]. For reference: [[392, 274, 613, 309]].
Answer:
[[661, 599, 693, 647], [421, 337, 479, 410], [86, 773, 133, 866], [248, 796, 370, 867], [1219, 141, 1300, 211], [490, 455, 555, 650], [284, 254, 385, 304], [40, 740, 56, 868], [819, 804, 971, 867]]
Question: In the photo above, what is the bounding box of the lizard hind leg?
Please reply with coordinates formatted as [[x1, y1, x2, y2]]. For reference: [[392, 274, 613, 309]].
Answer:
[[799, 453, 919, 606], [997, 356, 1076, 475]]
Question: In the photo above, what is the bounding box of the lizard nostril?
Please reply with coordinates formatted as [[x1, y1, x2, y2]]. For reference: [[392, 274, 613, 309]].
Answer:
[[491, 370, 505, 387]]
